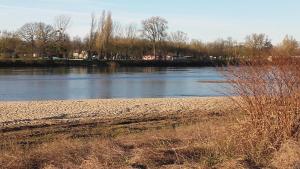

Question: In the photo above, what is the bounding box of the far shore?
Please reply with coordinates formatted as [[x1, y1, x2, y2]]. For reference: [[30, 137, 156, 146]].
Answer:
[[0, 59, 233, 68]]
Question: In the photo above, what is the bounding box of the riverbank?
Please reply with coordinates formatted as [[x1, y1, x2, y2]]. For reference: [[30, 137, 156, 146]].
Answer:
[[0, 97, 235, 130], [0, 59, 233, 67], [1, 97, 296, 168], [0, 97, 244, 169]]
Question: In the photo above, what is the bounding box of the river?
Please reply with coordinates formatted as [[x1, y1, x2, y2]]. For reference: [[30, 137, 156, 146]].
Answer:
[[0, 67, 230, 101]]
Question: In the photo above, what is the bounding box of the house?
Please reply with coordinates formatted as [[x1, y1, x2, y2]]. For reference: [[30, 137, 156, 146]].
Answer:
[[142, 55, 194, 61], [73, 51, 88, 60], [78, 51, 88, 59], [143, 55, 156, 61], [209, 56, 217, 60], [73, 52, 79, 58], [165, 55, 174, 61]]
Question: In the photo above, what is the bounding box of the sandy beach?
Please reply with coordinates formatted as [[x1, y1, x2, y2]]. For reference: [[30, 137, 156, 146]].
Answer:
[[0, 97, 233, 129]]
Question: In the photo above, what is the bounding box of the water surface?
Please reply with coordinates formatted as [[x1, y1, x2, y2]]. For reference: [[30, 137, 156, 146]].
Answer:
[[0, 67, 229, 101]]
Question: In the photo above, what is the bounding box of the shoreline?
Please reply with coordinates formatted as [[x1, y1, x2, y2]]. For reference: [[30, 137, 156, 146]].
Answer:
[[0, 59, 232, 68], [0, 95, 224, 102], [0, 97, 234, 129]]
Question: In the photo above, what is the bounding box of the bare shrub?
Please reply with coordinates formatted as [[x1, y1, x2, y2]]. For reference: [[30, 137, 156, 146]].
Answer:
[[228, 57, 300, 165]]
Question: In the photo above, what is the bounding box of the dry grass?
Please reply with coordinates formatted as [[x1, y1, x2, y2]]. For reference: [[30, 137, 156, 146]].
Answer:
[[0, 108, 242, 169], [227, 57, 300, 167], [0, 138, 128, 169], [271, 139, 300, 169], [0, 132, 199, 169]]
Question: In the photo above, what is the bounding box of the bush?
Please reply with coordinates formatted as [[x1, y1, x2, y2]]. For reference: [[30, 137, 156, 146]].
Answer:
[[228, 57, 300, 166]]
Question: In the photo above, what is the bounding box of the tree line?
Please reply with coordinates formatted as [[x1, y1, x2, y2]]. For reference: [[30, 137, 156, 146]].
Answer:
[[0, 11, 299, 60]]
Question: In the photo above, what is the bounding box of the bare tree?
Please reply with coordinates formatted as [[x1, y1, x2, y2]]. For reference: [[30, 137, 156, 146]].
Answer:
[[95, 11, 106, 58], [244, 33, 273, 57], [72, 36, 84, 55], [54, 15, 71, 34], [142, 16, 168, 58], [53, 15, 71, 58], [113, 22, 124, 38], [169, 31, 188, 56], [18, 23, 38, 56], [279, 35, 298, 56], [223, 37, 237, 57], [123, 24, 138, 59], [88, 13, 97, 58], [35, 22, 55, 57], [125, 23, 138, 40], [0, 30, 21, 58], [103, 11, 113, 59], [111, 22, 125, 60], [95, 11, 113, 60]]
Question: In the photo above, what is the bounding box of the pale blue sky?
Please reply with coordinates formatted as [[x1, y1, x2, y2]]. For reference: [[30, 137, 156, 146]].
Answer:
[[0, 0, 299, 43]]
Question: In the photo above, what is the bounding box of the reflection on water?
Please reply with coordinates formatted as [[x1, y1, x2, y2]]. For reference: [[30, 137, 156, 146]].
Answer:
[[0, 67, 229, 101]]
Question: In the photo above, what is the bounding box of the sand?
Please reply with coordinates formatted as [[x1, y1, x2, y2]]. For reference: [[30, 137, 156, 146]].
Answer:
[[0, 97, 233, 128]]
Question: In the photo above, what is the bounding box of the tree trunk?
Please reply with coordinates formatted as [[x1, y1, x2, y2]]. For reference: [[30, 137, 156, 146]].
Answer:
[[153, 41, 156, 60]]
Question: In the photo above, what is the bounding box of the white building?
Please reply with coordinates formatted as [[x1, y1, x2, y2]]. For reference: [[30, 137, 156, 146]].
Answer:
[[143, 55, 156, 61], [73, 51, 88, 59]]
